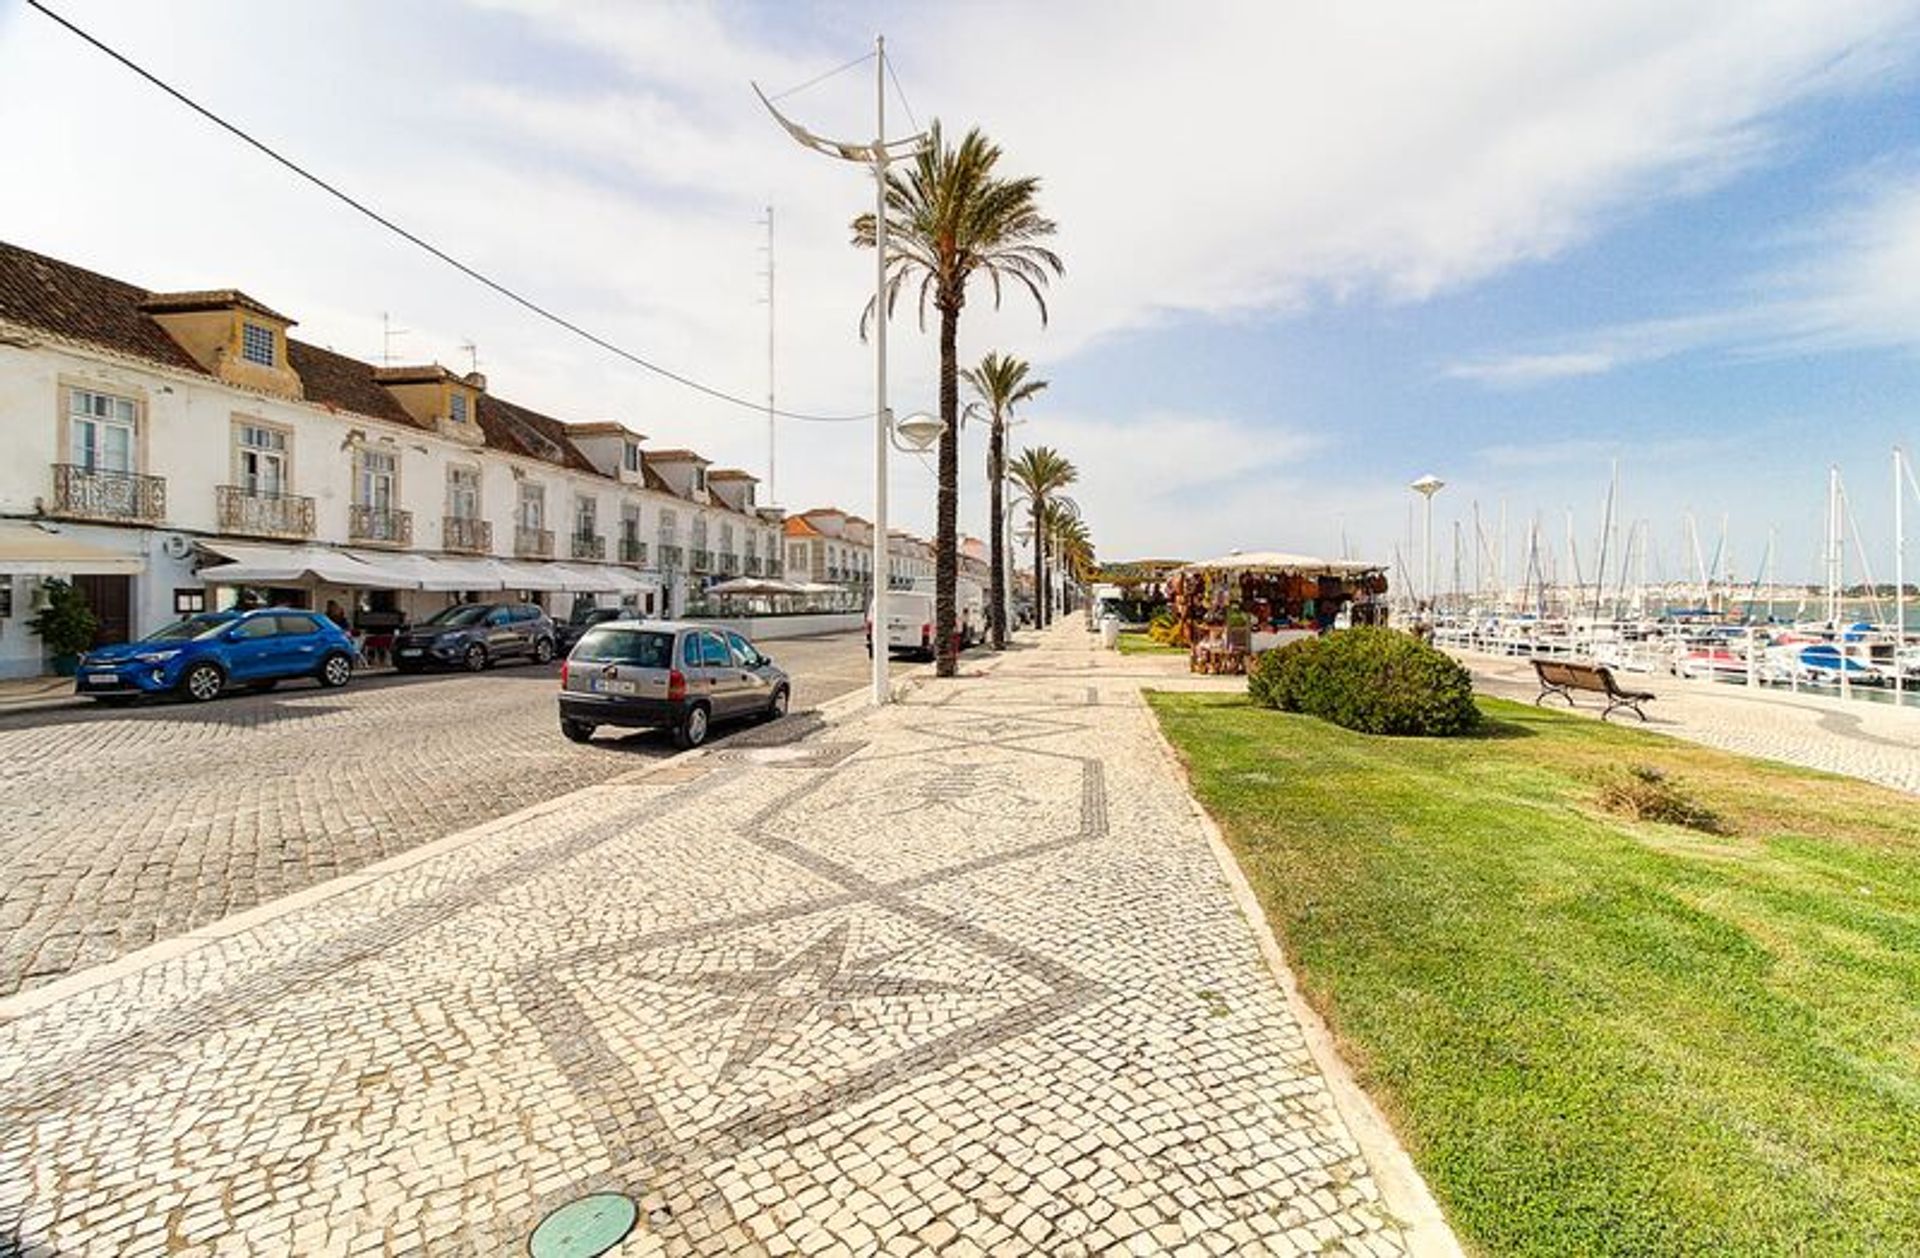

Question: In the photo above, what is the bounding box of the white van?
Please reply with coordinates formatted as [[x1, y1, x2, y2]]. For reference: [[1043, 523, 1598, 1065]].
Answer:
[[869, 590, 938, 659]]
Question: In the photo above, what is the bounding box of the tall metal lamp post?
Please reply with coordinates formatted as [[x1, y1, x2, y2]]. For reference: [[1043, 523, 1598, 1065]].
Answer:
[[1410, 474, 1445, 616], [756, 37, 927, 705]]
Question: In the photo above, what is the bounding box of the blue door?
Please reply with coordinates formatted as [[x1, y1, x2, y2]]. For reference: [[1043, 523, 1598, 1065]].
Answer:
[[270, 613, 328, 679], [222, 616, 281, 680]]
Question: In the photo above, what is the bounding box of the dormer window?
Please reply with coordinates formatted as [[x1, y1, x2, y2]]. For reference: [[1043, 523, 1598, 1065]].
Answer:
[[743, 484, 755, 508], [241, 322, 276, 367], [693, 466, 708, 493], [449, 392, 470, 424], [624, 442, 641, 473]]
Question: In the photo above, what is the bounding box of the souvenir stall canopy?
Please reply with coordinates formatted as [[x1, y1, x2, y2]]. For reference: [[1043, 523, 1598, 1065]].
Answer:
[[1169, 551, 1389, 672]]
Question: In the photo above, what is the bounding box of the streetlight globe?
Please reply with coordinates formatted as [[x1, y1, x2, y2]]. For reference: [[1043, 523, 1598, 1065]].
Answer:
[[894, 411, 947, 452], [1410, 474, 1445, 497]]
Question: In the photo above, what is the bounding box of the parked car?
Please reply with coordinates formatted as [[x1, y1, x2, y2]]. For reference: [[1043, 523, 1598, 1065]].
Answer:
[[557, 605, 626, 653], [393, 602, 556, 672], [557, 619, 789, 748], [74, 608, 357, 703]]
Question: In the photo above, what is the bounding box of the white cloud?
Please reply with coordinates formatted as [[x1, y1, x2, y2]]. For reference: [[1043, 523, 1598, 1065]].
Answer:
[[1, 0, 1914, 562], [1445, 352, 1617, 386]]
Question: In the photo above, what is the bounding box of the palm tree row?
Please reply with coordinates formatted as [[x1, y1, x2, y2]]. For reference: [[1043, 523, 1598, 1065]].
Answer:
[[1007, 445, 1079, 627], [961, 352, 1047, 649], [853, 120, 1063, 677]]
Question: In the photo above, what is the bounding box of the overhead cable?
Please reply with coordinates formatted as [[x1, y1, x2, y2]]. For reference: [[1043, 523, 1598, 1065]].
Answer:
[[24, 0, 867, 423]]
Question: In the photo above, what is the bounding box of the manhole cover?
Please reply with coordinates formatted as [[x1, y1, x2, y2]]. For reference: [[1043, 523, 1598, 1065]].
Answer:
[[528, 1193, 638, 1258]]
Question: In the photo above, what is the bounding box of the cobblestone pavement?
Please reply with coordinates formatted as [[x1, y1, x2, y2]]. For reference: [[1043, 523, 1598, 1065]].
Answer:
[[1457, 651, 1920, 795], [0, 623, 1419, 1257], [0, 633, 904, 998]]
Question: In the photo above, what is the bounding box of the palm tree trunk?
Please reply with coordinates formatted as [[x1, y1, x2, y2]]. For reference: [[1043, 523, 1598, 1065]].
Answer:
[[1033, 499, 1048, 626], [934, 300, 961, 677], [988, 416, 1006, 650]]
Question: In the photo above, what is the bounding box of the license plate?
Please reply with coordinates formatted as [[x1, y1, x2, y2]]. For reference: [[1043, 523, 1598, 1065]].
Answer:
[[590, 678, 637, 695], [398, 649, 421, 657], [88, 672, 119, 683]]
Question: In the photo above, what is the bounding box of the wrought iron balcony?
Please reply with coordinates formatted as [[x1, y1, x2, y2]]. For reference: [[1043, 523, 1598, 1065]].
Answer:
[[690, 548, 714, 573], [216, 485, 314, 539], [745, 556, 763, 576], [658, 543, 684, 569], [443, 515, 491, 554], [51, 464, 166, 523], [515, 526, 554, 558], [349, 504, 412, 547], [619, 537, 648, 565], [718, 553, 739, 575], [766, 559, 783, 578], [570, 532, 606, 561]]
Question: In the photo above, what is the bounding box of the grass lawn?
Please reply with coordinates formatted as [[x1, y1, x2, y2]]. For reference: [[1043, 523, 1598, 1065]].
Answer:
[[1117, 631, 1185, 656], [1148, 692, 1920, 1257]]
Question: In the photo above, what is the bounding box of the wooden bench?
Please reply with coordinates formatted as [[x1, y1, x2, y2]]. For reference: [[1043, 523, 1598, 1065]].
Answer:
[[1532, 659, 1656, 722]]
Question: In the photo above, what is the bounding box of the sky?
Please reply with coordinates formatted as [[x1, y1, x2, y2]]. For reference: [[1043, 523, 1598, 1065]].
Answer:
[[5, 0, 1920, 588]]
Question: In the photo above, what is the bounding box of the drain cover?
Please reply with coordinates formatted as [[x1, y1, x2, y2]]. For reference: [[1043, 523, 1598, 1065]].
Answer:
[[528, 1193, 638, 1258]]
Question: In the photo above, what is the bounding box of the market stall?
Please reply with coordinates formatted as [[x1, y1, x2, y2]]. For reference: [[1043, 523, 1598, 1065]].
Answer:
[[1169, 550, 1389, 673]]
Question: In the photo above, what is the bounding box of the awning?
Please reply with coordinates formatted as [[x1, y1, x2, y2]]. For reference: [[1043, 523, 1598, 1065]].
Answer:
[[197, 541, 391, 587], [346, 549, 499, 592], [1176, 550, 1385, 577], [490, 559, 570, 592], [708, 577, 805, 597], [547, 563, 660, 595], [0, 521, 145, 575]]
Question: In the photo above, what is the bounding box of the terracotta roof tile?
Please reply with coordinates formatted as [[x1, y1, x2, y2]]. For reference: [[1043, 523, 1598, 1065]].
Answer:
[[286, 341, 419, 427], [0, 241, 209, 376]]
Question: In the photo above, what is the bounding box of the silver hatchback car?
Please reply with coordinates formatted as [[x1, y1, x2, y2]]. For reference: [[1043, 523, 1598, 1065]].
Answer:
[[557, 619, 791, 748]]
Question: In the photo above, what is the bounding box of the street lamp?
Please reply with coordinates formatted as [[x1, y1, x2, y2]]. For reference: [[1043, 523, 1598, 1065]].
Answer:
[[1410, 474, 1445, 615], [756, 37, 927, 707]]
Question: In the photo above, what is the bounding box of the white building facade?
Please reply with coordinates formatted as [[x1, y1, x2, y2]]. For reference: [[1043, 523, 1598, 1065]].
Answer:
[[0, 242, 782, 678]]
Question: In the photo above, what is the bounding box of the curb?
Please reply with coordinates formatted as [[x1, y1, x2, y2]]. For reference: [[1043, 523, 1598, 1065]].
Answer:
[[1139, 693, 1464, 1258]]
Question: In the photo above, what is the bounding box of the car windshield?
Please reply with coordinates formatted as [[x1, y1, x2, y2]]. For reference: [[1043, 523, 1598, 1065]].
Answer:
[[573, 628, 675, 668], [143, 615, 233, 642], [425, 605, 492, 628]]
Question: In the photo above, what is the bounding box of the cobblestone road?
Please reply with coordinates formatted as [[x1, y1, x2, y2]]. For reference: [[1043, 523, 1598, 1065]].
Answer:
[[0, 633, 901, 998], [1457, 651, 1920, 794], [0, 625, 1430, 1257]]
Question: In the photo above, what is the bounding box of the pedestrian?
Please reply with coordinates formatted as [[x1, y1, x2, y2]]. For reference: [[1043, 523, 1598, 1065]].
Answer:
[[325, 599, 349, 629]]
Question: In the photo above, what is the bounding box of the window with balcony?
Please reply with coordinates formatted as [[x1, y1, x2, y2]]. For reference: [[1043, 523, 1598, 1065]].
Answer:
[[516, 482, 552, 556], [444, 466, 488, 552], [55, 386, 165, 522], [237, 424, 287, 496], [241, 322, 276, 367], [69, 388, 137, 474], [571, 496, 604, 560], [620, 503, 645, 564], [351, 448, 410, 545]]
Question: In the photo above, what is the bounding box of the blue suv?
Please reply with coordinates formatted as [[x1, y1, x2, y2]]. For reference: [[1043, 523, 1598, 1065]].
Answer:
[[75, 608, 359, 704]]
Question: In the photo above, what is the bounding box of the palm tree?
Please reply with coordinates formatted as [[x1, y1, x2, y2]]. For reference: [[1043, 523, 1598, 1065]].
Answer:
[[1042, 498, 1090, 617], [961, 352, 1048, 650], [853, 121, 1063, 677], [1007, 445, 1077, 626]]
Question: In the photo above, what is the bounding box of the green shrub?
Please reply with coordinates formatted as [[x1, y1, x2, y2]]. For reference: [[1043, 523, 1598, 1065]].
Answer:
[[1247, 627, 1481, 737], [28, 577, 99, 659]]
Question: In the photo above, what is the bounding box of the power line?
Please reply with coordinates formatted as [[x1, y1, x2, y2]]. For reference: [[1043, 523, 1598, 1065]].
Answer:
[[770, 50, 876, 103], [24, 0, 867, 424], [883, 50, 921, 135]]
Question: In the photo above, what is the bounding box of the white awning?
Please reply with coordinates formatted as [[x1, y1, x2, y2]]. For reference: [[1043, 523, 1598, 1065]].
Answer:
[[0, 522, 144, 575], [345, 549, 499, 592], [197, 541, 393, 587], [490, 559, 570, 592], [547, 563, 660, 594]]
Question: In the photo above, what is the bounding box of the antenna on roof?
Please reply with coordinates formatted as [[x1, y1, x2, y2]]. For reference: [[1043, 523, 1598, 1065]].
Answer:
[[460, 339, 480, 375], [380, 312, 408, 366]]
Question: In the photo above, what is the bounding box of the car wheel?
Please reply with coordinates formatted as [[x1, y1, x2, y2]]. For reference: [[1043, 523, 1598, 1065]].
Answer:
[[180, 663, 224, 703], [765, 685, 790, 720], [672, 703, 710, 750], [560, 718, 595, 744], [533, 637, 555, 664], [463, 643, 488, 672], [318, 652, 353, 688]]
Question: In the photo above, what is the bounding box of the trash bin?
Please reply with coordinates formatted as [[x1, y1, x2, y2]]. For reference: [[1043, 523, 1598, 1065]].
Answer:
[[1100, 614, 1120, 650]]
